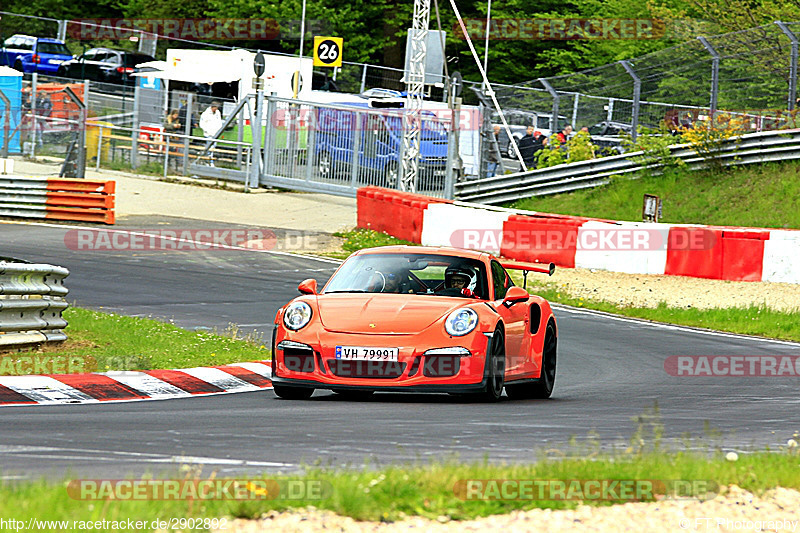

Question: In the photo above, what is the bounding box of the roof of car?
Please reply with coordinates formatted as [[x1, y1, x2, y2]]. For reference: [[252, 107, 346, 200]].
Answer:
[[355, 245, 490, 261], [9, 35, 66, 44]]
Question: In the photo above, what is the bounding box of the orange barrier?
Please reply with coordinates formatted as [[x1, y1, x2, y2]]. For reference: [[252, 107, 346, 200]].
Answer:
[[0, 177, 115, 225], [356, 186, 451, 243]]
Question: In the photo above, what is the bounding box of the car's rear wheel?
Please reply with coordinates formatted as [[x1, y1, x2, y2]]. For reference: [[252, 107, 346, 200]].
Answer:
[[273, 383, 314, 400], [332, 390, 374, 400], [472, 327, 505, 402], [506, 322, 557, 400], [14, 60, 24, 73]]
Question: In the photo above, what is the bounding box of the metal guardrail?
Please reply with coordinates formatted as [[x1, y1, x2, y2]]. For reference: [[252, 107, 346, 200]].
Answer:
[[455, 129, 800, 205], [0, 261, 69, 349]]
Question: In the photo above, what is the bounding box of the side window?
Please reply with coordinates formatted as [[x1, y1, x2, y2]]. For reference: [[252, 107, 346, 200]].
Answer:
[[491, 261, 511, 300], [80, 50, 97, 61]]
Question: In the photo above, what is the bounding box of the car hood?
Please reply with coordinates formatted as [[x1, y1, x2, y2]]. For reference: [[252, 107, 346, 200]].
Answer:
[[316, 294, 468, 334]]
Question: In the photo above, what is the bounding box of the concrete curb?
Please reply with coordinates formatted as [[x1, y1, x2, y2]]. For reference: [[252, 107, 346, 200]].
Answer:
[[0, 361, 272, 406]]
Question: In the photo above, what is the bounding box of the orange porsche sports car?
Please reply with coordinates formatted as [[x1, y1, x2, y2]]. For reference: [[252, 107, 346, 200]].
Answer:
[[271, 246, 557, 401]]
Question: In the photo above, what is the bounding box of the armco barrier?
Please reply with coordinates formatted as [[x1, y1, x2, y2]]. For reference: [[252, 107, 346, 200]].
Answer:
[[0, 261, 69, 349], [356, 186, 451, 243], [0, 176, 115, 224], [356, 186, 800, 284]]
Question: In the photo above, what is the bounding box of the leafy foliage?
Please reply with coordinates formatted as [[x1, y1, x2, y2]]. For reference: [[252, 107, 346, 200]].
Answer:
[[535, 130, 596, 168]]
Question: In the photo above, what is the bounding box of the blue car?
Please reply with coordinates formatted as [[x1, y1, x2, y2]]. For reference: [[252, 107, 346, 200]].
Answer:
[[315, 102, 448, 189], [0, 35, 73, 75]]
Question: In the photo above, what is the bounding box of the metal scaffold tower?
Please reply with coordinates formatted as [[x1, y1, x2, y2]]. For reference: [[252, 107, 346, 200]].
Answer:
[[401, 0, 431, 193]]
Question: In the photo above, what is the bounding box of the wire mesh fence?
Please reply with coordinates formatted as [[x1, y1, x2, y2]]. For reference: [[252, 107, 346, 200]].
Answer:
[[495, 22, 800, 135]]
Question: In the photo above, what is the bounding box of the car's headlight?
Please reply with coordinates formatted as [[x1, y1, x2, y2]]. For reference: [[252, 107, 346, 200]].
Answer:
[[445, 308, 478, 336], [283, 301, 312, 330]]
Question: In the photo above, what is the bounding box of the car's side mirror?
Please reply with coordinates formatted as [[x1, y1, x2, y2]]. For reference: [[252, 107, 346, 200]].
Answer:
[[503, 286, 529, 307], [298, 279, 317, 295]]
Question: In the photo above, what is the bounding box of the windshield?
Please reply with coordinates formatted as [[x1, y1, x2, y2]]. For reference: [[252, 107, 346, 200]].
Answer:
[[323, 253, 489, 299], [38, 42, 71, 55]]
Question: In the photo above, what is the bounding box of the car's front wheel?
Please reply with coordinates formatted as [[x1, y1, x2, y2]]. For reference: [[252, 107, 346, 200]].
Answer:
[[273, 383, 314, 400], [472, 327, 505, 402]]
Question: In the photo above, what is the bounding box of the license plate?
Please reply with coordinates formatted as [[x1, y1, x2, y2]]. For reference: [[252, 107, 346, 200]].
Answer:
[[49, 59, 63, 64], [434, 170, 446, 176], [335, 346, 399, 361]]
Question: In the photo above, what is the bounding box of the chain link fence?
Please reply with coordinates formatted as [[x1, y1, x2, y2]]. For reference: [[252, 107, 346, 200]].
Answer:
[[494, 22, 800, 136]]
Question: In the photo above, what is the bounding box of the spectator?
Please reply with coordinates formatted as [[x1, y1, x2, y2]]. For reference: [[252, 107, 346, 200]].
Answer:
[[34, 92, 53, 147], [556, 124, 573, 145], [517, 125, 538, 170], [165, 109, 182, 133], [530, 130, 545, 164], [486, 125, 502, 177], [199, 101, 223, 166]]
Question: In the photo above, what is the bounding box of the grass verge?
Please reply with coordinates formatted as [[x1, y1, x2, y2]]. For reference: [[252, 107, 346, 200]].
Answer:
[[516, 273, 800, 342], [509, 161, 800, 229], [3, 445, 800, 527], [1, 307, 269, 374], [325, 228, 417, 260]]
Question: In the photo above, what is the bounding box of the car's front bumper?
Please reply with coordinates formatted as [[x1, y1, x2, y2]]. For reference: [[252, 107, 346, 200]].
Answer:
[[272, 328, 494, 392]]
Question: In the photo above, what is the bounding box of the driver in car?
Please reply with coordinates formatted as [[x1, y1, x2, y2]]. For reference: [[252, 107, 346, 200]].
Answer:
[[444, 266, 478, 298]]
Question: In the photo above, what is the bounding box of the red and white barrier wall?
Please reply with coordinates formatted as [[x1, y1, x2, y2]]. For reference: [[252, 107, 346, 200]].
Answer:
[[356, 187, 800, 284]]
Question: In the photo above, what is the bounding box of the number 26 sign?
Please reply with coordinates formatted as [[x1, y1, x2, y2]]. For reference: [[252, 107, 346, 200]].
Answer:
[[313, 36, 343, 68]]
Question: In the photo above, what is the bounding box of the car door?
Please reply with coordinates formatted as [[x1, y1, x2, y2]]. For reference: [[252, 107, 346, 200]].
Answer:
[[36, 41, 72, 74], [6, 37, 32, 70], [71, 49, 97, 79], [98, 51, 122, 83], [490, 260, 529, 375]]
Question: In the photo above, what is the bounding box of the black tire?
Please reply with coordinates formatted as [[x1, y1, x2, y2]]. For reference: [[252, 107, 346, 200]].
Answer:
[[273, 383, 314, 400], [332, 390, 374, 400], [507, 322, 557, 400], [14, 60, 24, 73], [472, 327, 505, 402]]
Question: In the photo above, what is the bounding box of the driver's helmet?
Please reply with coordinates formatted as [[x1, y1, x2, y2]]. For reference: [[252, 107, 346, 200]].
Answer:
[[445, 265, 476, 292]]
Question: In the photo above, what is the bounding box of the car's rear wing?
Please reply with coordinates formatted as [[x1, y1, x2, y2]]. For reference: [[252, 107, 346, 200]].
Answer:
[[501, 261, 555, 289]]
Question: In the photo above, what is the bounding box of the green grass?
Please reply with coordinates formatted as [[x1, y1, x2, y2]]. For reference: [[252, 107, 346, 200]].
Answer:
[[325, 228, 417, 260], [510, 161, 800, 229], [1, 307, 269, 374], [3, 445, 800, 528], [195, 125, 308, 149], [513, 272, 800, 342]]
